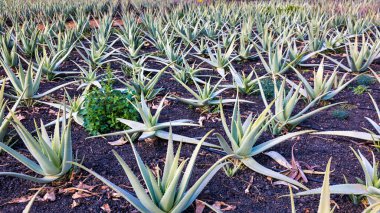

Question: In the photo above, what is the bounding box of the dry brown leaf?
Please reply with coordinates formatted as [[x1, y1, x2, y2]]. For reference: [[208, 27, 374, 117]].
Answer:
[[7, 195, 35, 204], [48, 109, 57, 115], [212, 201, 236, 211], [101, 185, 109, 190], [16, 114, 26, 121], [43, 190, 56, 201], [71, 200, 80, 208], [108, 137, 127, 146], [72, 192, 93, 199], [245, 176, 254, 194], [58, 187, 76, 194], [198, 116, 206, 126], [101, 203, 111, 213], [195, 200, 206, 213], [76, 182, 98, 191], [111, 192, 121, 198]]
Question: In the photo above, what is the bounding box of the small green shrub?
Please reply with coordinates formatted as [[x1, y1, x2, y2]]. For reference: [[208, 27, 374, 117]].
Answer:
[[352, 85, 368, 95], [356, 74, 375, 86], [82, 67, 139, 135], [255, 78, 283, 99], [331, 109, 349, 120], [83, 88, 139, 135]]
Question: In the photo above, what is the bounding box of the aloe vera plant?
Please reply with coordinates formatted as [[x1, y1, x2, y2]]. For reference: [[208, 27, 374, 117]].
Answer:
[[256, 43, 295, 75], [288, 39, 324, 67], [172, 18, 203, 44], [324, 29, 346, 50], [116, 14, 144, 59], [37, 92, 85, 127], [254, 23, 277, 52], [259, 78, 341, 135], [172, 77, 247, 109], [296, 148, 380, 206], [221, 65, 264, 95], [0, 30, 18, 67], [237, 34, 256, 61], [151, 41, 189, 67], [76, 35, 119, 68], [324, 35, 380, 72], [34, 44, 76, 81], [0, 81, 23, 143], [1, 59, 74, 105], [289, 60, 357, 101], [73, 129, 229, 213], [305, 15, 330, 52], [75, 63, 104, 94], [170, 60, 206, 84], [91, 95, 218, 148], [214, 96, 312, 189], [17, 24, 39, 57], [119, 64, 169, 101], [0, 109, 73, 183], [194, 42, 236, 77]]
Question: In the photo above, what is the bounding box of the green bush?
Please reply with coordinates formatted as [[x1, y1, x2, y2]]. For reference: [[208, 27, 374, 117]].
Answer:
[[355, 74, 375, 86], [255, 78, 284, 99], [82, 67, 139, 135], [331, 109, 349, 120], [82, 87, 139, 135], [352, 85, 368, 95]]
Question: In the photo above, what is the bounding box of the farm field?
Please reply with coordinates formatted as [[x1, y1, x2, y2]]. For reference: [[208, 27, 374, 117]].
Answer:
[[0, 0, 380, 212]]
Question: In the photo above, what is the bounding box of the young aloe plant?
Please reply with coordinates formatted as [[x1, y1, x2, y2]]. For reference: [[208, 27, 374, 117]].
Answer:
[[119, 65, 169, 101], [73, 129, 229, 213], [34, 44, 76, 81], [254, 23, 276, 52], [256, 43, 295, 75], [49, 30, 78, 54], [170, 60, 206, 84], [324, 29, 346, 50], [151, 41, 189, 67], [296, 148, 380, 206], [214, 96, 312, 189], [0, 81, 23, 143], [289, 158, 336, 213], [324, 34, 380, 72], [172, 77, 248, 109], [172, 18, 203, 44], [76, 35, 119, 68], [237, 34, 256, 61], [17, 24, 39, 57], [221, 65, 265, 95], [304, 16, 329, 52], [287, 39, 324, 67], [37, 91, 85, 127], [74, 63, 105, 94], [93, 13, 114, 48], [289, 60, 357, 101], [1, 59, 74, 105], [119, 55, 162, 74], [194, 42, 236, 77], [0, 109, 73, 183], [314, 93, 380, 146], [91, 95, 218, 148], [0, 32, 18, 68], [0, 27, 15, 50], [259, 78, 341, 135], [116, 14, 144, 59]]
